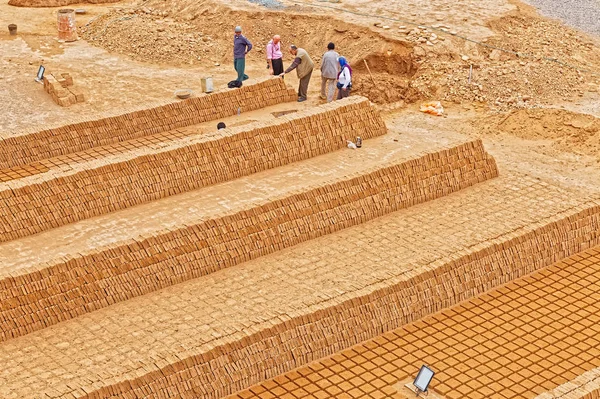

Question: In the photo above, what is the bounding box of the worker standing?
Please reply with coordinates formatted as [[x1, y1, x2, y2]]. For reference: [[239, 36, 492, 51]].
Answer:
[[320, 42, 339, 102], [280, 45, 314, 102], [233, 26, 252, 82], [266, 35, 284, 76], [336, 56, 352, 100]]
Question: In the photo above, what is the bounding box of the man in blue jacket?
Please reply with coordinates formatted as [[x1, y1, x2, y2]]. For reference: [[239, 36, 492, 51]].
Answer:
[[233, 26, 252, 82]]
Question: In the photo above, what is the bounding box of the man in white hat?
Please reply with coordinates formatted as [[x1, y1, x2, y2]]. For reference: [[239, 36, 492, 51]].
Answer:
[[233, 26, 253, 82]]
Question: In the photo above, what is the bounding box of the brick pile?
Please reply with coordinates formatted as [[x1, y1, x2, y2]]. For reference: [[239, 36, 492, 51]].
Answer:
[[233, 246, 600, 399], [0, 77, 297, 169], [79, 200, 600, 399], [0, 140, 499, 341], [537, 367, 600, 399], [43, 72, 85, 107], [0, 97, 386, 242], [0, 173, 598, 398]]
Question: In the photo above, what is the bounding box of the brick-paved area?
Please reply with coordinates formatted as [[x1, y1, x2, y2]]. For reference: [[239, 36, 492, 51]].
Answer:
[[0, 172, 595, 398], [230, 246, 600, 399]]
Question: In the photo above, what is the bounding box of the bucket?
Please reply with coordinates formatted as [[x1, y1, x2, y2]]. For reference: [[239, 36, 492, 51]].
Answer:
[[201, 77, 214, 93], [8, 24, 17, 36], [57, 9, 77, 42]]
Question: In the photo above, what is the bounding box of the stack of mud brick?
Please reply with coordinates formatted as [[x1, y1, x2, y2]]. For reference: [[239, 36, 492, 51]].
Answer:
[[43, 72, 85, 107], [0, 77, 297, 169], [0, 97, 386, 242], [0, 140, 501, 340], [79, 200, 600, 399]]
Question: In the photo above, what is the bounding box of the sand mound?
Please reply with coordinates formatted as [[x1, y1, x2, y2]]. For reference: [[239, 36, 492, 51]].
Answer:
[[78, 0, 600, 107], [477, 108, 600, 159], [80, 1, 421, 104]]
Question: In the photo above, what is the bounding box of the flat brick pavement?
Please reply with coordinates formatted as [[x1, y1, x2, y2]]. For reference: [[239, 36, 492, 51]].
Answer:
[[231, 246, 600, 399], [0, 174, 598, 398]]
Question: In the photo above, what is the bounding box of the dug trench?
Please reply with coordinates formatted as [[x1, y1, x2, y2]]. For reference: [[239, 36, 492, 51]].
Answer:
[[80, 0, 421, 105]]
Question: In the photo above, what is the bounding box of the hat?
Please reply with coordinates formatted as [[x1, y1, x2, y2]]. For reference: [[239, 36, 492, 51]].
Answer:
[[234, 26, 242, 33]]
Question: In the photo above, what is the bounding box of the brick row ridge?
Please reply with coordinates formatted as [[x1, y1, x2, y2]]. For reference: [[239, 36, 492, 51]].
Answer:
[[0, 77, 297, 169], [0, 175, 595, 398], [76, 200, 600, 399], [0, 96, 385, 243], [0, 140, 498, 341], [536, 367, 600, 399]]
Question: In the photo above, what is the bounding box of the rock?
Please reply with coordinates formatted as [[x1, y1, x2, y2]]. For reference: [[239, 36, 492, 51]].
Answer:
[[489, 49, 502, 61], [461, 55, 469, 61], [426, 41, 434, 46], [383, 26, 390, 29]]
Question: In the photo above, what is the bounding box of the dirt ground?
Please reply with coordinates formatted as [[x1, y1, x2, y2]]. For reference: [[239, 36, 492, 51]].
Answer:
[[0, 0, 599, 190]]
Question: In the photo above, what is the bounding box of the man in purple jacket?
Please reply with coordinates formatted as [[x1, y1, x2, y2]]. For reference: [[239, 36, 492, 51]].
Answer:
[[233, 26, 252, 82]]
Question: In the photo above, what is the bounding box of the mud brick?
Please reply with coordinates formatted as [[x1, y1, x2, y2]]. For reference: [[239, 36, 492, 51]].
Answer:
[[56, 97, 70, 107], [61, 73, 74, 86]]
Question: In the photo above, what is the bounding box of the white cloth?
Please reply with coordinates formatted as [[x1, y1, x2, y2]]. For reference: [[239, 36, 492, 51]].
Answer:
[[338, 66, 352, 89]]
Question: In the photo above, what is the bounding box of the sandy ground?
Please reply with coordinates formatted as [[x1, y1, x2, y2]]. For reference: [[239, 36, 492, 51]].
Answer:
[[278, 0, 515, 40], [1, 0, 599, 188]]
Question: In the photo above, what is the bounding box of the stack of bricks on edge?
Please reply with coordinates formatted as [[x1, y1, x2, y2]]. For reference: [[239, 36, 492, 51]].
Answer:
[[0, 77, 297, 169], [0, 140, 499, 341], [0, 97, 386, 242], [43, 72, 84, 107], [1, 187, 598, 399], [76, 201, 600, 399]]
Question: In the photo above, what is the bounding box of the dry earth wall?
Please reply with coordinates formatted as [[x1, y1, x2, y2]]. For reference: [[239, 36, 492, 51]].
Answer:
[[0, 97, 385, 243], [0, 140, 498, 341], [0, 78, 296, 169], [80, 200, 600, 399]]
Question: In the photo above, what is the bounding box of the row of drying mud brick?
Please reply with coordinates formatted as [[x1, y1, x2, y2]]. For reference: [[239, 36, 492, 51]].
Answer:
[[0, 77, 297, 169], [0, 97, 385, 243], [0, 140, 499, 341], [537, 368, 600, 399], [43, 72, 85, 107], [78, 202, 600, 399]]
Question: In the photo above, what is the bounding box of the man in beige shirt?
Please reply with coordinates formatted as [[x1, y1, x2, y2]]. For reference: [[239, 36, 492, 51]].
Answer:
[[320, 42, 339, 102], [280, 45, 314, 102]]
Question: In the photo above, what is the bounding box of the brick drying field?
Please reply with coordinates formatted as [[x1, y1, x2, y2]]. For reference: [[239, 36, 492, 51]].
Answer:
[[0, 78, 599, 399]]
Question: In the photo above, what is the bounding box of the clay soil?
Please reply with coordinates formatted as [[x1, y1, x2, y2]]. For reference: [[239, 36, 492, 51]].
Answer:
[[1, 0, 600, 185]]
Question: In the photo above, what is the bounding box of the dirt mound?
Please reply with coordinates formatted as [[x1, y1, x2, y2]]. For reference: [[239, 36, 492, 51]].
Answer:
[[80, 3, 415, 68], [476, 108, 600, 159], [405, 11, 600, 110], [80, 1, 421, 104], [9, 0, 116, 7]]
